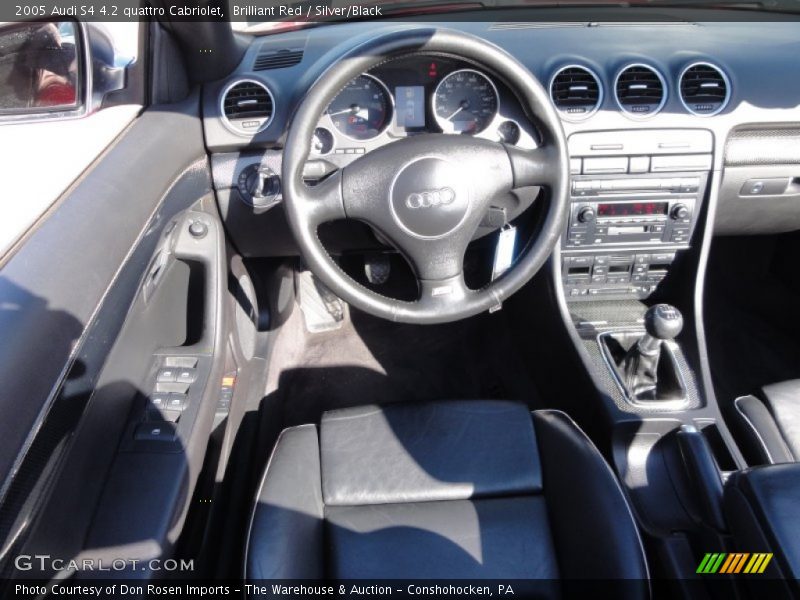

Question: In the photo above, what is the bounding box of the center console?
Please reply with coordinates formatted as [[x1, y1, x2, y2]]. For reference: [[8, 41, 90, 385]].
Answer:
[[562, 129, 712, 300], [553, 130, 755, 575]]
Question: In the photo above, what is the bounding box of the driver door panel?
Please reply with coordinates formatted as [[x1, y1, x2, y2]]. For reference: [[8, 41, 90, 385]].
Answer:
[[0, 92, 229, 581]]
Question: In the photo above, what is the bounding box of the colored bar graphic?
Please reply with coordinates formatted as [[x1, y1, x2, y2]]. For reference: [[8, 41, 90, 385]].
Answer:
[[759, 554, 773, 573], [700, 552, 774, 574], [699, 553, 722, 574], [696, 554, 713, 574], [733, 553, 750, 573], [719, 554, 735, 574], [744, 554, 760, 574]]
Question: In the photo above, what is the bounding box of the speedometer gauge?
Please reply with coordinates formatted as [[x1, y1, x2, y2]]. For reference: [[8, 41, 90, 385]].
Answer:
[[326, 74, 393, 141], [433, 69, 499, 135]]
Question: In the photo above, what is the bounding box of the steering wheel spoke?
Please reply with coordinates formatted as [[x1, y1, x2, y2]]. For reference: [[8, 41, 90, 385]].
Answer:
[[302, 168, 346, 226], [417, 274, 471, 310], [506, 144, 563, 189], [402, 237, 468, 282]]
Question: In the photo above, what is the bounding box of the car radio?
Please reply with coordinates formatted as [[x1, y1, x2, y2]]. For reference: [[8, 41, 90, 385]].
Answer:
[[560, 128, 714, 301], [566, 176, 703, 248], [561, 172, 708, 300]]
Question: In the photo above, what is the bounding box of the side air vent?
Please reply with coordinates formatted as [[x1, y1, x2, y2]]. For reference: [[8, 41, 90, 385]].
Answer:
[[679, 62, 730, 116], [615, 64, 667, 117], [254, 48, 304, 71], [221, 80, 275, 134], [550, 66, 603, 119]]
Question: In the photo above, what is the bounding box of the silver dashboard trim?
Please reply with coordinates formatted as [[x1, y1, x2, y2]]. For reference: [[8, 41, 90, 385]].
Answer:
[[678, 61, 732, 118], [613, 62, 668, 120], [219, 78, 276, 137]]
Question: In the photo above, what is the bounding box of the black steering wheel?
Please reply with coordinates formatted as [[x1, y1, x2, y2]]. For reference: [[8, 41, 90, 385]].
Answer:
[[282, 28, 569, 324]]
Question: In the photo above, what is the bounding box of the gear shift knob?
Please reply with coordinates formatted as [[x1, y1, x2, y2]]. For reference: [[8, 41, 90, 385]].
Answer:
[[636, 304, 683, 356], [644, 304, 684, 340]]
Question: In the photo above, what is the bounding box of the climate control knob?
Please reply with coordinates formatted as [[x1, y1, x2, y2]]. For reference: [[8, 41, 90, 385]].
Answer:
[[671, 203, 690, 220], [577, 206, 596, 223]]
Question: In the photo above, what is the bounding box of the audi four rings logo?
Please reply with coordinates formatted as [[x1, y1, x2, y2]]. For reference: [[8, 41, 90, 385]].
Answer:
[[405, 187, 456, 209]]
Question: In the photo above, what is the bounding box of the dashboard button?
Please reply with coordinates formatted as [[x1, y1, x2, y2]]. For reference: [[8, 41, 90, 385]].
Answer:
[[570, 256, 593, 267], [650, 154, 712, 172], [165, 356, 198, 369], [583, 157, 629, 174], [135, 422, 177, 442], [176, 369, 197, 384], [629, 156, 650, 173], [157, 368, 177, 383]]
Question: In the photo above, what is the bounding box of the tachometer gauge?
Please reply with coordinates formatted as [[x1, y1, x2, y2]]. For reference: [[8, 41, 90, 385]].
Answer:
[[434, 69, 499, 135], [326, 74, 392, 141]]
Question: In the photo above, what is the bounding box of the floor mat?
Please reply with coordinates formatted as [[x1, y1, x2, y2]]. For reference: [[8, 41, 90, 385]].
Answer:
[[263, 302, 541, 428]]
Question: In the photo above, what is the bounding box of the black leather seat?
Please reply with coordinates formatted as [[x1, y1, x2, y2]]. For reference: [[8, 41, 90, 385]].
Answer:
[[246, 401, 649, 596], [734, 380, 800, 465], [725, 463, 800, 589]]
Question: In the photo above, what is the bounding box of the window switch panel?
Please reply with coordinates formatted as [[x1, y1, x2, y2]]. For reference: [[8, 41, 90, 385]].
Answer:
[[150, 393, 170, 410], [135, 422, 177, 442], [156, 368, 178, 383], [165, 395, 187, 411], [164, 356, 198, 369], [175, 369, 197, 384], [155, 382, 190, 394], [148, 408, 182, 422]]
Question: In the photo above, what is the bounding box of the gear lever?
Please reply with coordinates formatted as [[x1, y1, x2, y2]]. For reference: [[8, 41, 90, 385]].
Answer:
[[623, 304, 683, 399], [639, 304, 684, 354]]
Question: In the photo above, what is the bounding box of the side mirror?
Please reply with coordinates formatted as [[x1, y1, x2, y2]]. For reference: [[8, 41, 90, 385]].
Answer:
[[0, 20, 128, 123]]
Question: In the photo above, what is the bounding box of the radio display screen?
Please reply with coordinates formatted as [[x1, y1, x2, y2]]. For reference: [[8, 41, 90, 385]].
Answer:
[[597, 202, 668, 217]]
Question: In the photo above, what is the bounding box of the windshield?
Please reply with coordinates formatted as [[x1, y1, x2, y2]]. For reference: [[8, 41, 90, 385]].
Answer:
[[231, 0, 800, 33]]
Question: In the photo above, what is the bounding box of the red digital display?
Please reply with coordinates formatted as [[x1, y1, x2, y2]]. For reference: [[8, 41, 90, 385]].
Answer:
[[597, 202, 668, 217]]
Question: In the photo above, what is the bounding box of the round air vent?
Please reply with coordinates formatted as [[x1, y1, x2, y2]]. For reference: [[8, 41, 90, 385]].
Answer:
[[679, 62, 730, 116], [614, 64, 667, 118], [549, 65, 603, 120], [221, 79, 275, 135]]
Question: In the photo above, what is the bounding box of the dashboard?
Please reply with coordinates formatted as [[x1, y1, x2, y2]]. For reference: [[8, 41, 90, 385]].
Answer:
[[204, 15, 800, 153], [204, 12, 800, 280]]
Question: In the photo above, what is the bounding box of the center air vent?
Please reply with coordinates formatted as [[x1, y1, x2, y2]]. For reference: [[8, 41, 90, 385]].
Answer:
[[679, 62, 730, 116], [615, 64, 666, 117], [254, 48, 304, 71], [550, 66, 602, 119], [221, 80, 275, 134]]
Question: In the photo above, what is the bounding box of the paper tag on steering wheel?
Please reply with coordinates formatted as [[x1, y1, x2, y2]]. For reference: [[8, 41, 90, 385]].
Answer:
[[490, 225, 517, 313], [492, 225, 517, 281]]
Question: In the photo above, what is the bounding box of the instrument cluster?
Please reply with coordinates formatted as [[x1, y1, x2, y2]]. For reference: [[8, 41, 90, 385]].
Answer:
[[312, 55, 539, 156]]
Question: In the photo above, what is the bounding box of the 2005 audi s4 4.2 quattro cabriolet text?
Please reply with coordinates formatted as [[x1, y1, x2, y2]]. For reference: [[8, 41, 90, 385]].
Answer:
[[1, 1, 800, 598]]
